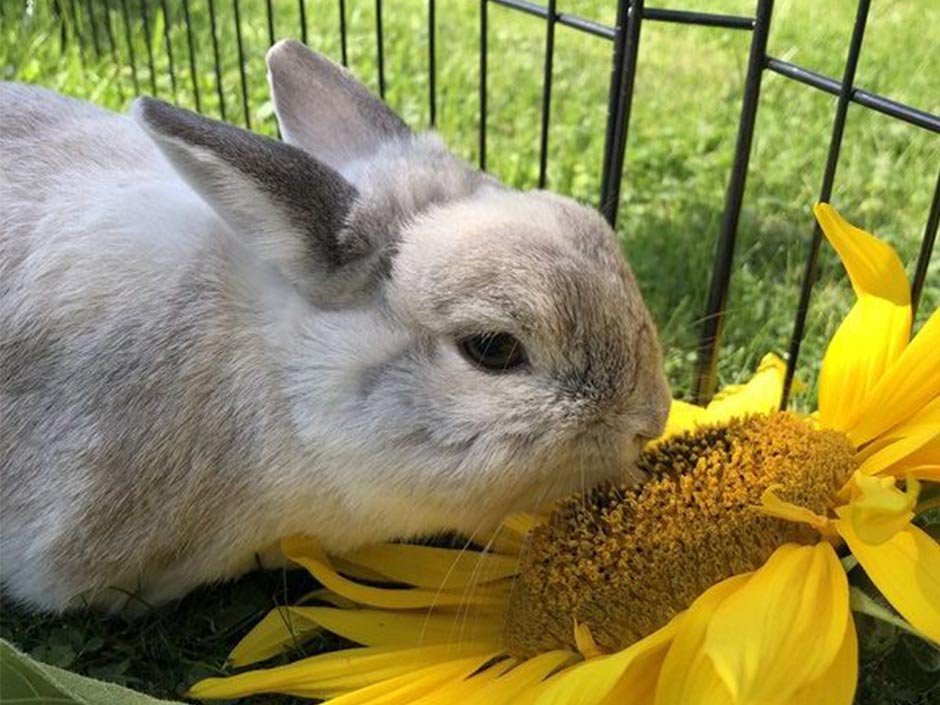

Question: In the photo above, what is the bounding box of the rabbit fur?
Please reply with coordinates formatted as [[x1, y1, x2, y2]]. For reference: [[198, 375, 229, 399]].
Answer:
[[0, 41, 670, 613]]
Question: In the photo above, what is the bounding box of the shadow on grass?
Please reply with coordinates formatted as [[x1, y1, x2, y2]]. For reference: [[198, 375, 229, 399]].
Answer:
[[0, 567, 330, 704]]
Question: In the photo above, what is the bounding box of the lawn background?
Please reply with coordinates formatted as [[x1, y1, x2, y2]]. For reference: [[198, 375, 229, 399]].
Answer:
[[1, 1, 938, 703]]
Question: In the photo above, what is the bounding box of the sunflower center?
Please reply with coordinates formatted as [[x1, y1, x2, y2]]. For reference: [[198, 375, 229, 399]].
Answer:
[[503, 412, 856, 658]]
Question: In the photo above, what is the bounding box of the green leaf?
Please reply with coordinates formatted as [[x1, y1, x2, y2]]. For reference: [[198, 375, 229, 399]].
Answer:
[[849, 587, 927, 641], [0, 638, 186, 705]]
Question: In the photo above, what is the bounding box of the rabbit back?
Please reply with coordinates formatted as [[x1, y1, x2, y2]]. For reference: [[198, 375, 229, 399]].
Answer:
[[0, 85, 302, 610]]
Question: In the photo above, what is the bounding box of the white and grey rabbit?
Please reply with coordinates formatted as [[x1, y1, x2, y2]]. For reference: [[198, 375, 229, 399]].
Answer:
[[0, 40, 670, 613]]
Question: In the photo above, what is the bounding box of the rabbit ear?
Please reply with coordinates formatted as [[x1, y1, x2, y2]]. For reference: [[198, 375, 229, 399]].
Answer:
[[133, 97, 374, 305], [266, 40, 412, 173]]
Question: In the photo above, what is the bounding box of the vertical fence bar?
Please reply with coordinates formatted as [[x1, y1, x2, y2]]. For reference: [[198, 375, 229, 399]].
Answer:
[[160, 0, 178, 98], [428, 0, 437, 127], [89, 0, 122, 101], [139, 0, 158, 95], [479, 0, 488, 170], [338, 0, 348, 66], [207, 0, 227, 121], [100, 0, 119, 60], [66, 0, 87, 66], [266, 0, 276, 46], [598, 0, 644, 225], [692, 0, 772, 404], [81, 0, 101, 58], [298, 0, 308, 45], [53, 0, 68, 52], [375, 0, 386, 99], [233, 0, 251, 129], [781, 0, 871, 408], [181, 0, 201, 111], [599, 1, 628, 216], [912, 169, 940, 318], [119, 0, 140, 94], [537, 0, 557, 189]]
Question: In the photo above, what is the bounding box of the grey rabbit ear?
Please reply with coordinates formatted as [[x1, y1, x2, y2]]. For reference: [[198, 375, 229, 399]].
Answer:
[[133, 97, 373, 305], [266, 40, 412, 172]]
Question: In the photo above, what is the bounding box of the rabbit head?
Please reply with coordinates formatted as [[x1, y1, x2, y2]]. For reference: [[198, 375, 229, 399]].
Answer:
[[132, 40, 670, 542]]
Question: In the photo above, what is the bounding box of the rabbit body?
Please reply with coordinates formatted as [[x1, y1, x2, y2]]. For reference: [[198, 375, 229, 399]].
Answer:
[[0, 43, 669, 613]]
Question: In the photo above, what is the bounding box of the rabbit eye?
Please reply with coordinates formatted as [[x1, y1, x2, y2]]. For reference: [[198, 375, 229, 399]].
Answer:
[[458, 333, 527, 372]]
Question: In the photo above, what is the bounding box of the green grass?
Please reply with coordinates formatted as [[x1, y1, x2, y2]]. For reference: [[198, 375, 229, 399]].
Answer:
[[1, 1, 938, 703]]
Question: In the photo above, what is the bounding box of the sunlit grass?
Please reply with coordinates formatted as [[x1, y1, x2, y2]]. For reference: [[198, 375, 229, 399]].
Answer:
[[2, 0, 936, 401]]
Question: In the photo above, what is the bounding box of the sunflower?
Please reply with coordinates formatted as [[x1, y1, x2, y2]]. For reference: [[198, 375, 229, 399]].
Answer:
[[189, 204, 939, 705]]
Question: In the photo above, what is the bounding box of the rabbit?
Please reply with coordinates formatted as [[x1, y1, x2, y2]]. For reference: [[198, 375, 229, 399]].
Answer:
[[0, 40, 670, 614]]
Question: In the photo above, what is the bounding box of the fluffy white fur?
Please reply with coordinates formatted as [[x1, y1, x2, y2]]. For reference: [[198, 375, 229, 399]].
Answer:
[[0, 42, 670, 613]]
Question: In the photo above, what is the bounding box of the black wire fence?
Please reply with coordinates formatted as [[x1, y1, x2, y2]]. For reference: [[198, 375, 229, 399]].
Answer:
[[12, 0, 939, 406]]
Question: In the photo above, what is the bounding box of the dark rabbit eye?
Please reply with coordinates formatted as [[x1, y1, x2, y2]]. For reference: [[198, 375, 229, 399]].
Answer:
[[459, 333, 527, 372]]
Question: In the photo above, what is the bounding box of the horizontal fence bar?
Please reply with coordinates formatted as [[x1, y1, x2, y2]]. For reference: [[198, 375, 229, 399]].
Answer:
[[766, 58, 940, 134], [489, 0, 615, 40], [643, 7, 754, 30], [489, 1, 755, 38]]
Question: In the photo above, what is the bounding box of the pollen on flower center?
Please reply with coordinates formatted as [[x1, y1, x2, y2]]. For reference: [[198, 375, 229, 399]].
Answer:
[[503, 412, 857, 658]]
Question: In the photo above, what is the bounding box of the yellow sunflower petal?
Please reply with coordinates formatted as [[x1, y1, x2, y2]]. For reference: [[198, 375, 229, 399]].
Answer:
[[660, 354, 786, 441], [817, 295, 911, 433], [847, 309, 940, 446], [757, 486, 833, 533], [853, 397, 940, 480], [704, 543, 850, 704], [188, 644, 498, 700], [453, 652, 578, 705], [857, 422, 940, 477], [654, 575, 750, 705], [785, 614, 858, 705], [341, 543, 519, 590], [813, 203, 909, 304], [402, 658, 521, 705], [595, 621, 681, 705], [573, 621, 605, 660], [325, 656, 498, 705], [524, 618, 679, 705], [281, 536, 506, 609], [906, 465, 940, 482], [663, 399, 710, 437], [840, 471, 919, 544], [835, 511, 940, 642], [331, 557, 395, 583], [483, 512, 544, 556], [230, 605, 503, 668], [228, 606, 321, 667], [705, 353, 786, 423]]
